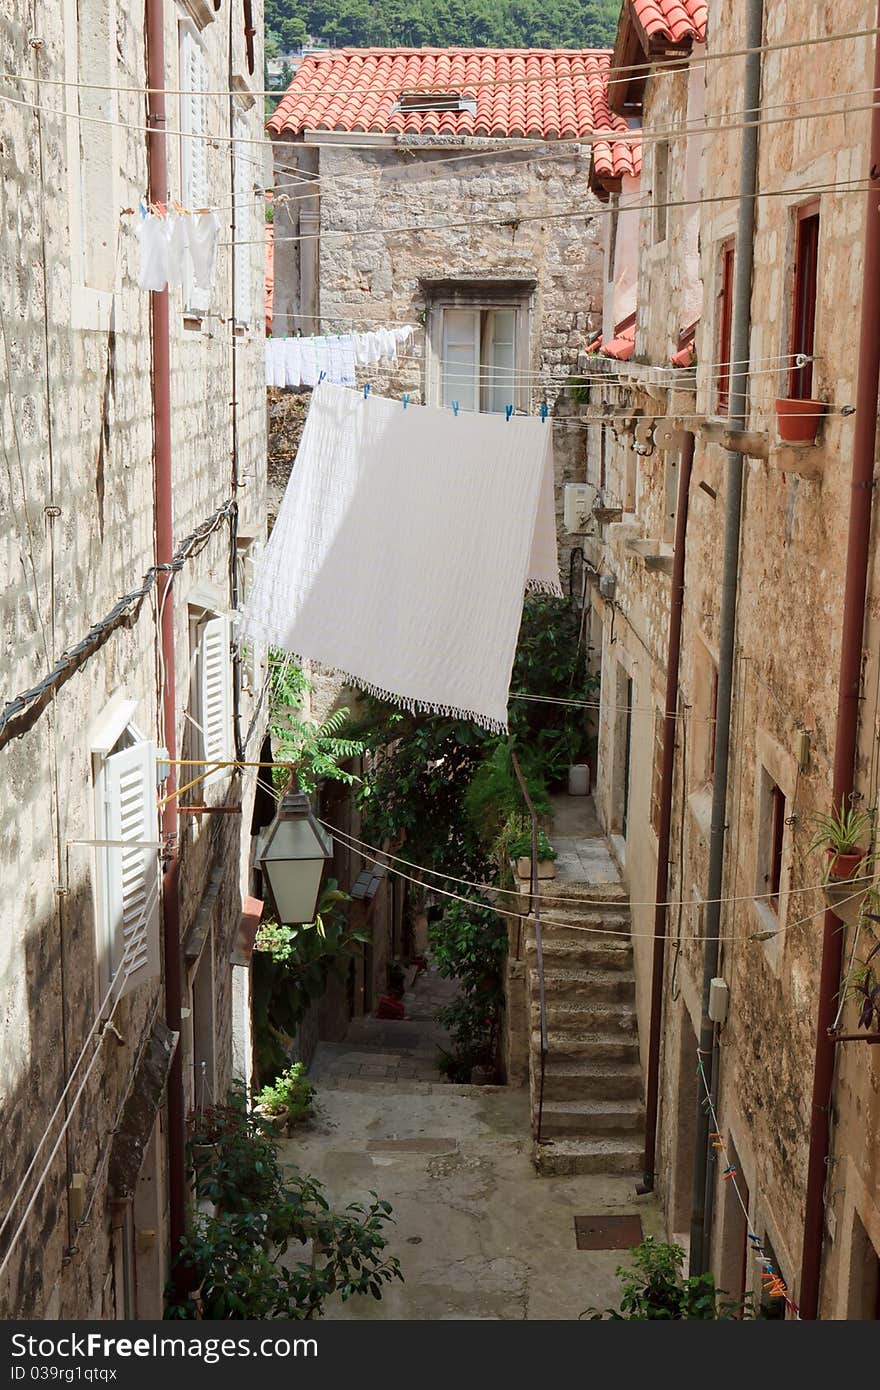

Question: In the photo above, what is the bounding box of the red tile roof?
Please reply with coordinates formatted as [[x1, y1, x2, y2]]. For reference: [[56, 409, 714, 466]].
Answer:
[[631, 0, 707, 46], [591, 321, 636, 361], [268, 47, 637, 150]]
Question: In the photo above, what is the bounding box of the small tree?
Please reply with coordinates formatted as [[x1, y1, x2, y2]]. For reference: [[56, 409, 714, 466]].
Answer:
[[583, 1239, 753, 1320]]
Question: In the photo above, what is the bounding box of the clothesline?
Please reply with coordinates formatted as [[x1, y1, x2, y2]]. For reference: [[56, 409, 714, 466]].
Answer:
[[135, 207, 221, 295]]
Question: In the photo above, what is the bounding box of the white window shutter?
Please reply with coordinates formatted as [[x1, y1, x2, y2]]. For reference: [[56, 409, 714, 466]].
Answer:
[[200, 616, 232, 773], [441, 309, 480, 412], [486, 308, 516, 414], [180, 22, 210, 312], [104, 740, 161, 999], [233, 115, 252, 326]]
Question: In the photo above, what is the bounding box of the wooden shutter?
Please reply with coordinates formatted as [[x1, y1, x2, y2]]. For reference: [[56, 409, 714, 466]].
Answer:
[[441, 309, 480, 411], [715, 240, 735, 413], [104, 740, 161, 998], [233, 113, 252, 326], [789, 205, 820, 399], [485, 308, 516, 414], [200, 616, 232, 773], [180, 22, 210, 311]]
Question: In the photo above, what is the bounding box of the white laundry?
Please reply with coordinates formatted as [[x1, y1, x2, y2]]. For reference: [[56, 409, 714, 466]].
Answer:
[[266, 325, 419, 387], [240, 382, 561, 732], [267, 338, 286, 387], [188, 210, 221, 293], [283, 338, 302, 388], [299, 338, 318, 387], [165, 214, 189, 289], [135, 213, 170, 292]]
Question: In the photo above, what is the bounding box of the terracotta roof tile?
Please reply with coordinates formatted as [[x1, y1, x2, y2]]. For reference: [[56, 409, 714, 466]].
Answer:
[[267, 46, 633, 148], [600, 322, 636, 360], [631, 0, 707, 45]]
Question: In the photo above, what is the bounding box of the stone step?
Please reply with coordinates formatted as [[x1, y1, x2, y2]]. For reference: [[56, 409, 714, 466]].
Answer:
[[533, 1135, 643, 1176], [540, 1055, 643, 1098], [534, 1031, 641, 1064], [528, 967, 636, 1005], [537, 1097, 645, 1137], [531, 1058, 643, 1100], [525, 937, 633, 970], [530, 999, 638, 1034], [526, 905, 631, 931]]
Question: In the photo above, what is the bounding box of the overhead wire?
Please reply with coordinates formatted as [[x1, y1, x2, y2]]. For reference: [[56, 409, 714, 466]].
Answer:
[[5, 22, 880, 100]]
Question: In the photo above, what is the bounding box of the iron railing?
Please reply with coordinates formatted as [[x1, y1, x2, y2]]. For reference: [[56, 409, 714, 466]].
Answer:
[[510, 748, 547, 1144]]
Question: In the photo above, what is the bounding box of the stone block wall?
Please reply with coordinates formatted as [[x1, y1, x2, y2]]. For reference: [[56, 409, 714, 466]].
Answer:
[[0, 0, 265, 1319]]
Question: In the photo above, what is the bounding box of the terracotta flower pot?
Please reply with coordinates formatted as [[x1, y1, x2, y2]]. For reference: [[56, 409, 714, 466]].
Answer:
[[775, 396, 825, 445], [822, 848, 871, 927], [254, 1103, 289, 1138]]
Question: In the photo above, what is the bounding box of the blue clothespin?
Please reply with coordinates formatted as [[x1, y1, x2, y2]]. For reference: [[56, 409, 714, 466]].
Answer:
[[139, 200, 148, 216], [318, 370, 326, 384], [402, 393, 410, 409], [540, 403, 548, 423], [452, 400, 460, 417], [505, 404, 514, 421], [364, 383, 371, 399]]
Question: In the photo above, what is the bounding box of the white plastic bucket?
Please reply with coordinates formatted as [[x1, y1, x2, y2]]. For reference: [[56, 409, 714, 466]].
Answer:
[[568, 763, 590, 796]]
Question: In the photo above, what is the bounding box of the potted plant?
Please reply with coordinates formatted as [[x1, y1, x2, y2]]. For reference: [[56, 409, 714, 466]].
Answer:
[[842, 941, 880, 1033], [775, 396, 826, 445], [509, 828, 558, 881], [808, 807, 875, 926]]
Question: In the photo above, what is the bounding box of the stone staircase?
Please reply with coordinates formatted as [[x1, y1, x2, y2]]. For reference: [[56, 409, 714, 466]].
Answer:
[[525, 891, 645, 1176]]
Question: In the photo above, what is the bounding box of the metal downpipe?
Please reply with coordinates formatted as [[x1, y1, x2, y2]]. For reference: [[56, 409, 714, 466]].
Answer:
[[641, 430, 694, 1191], [688, 0, 764, 1276]]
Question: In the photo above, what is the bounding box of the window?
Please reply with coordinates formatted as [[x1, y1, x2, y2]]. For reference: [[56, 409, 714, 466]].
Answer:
[[179, 19, 210, 312], [846, 1208, 880, 1318], [232, 110, 253, 326], [189, 609, 233, 782], [650, 709, 664, 835], [788, 203, 820, 399], [755, 768, 787, 915], [439, 307, 519, 413], [92, 713, 161, 998], [715, 239, 735, 413], [653, 140, 669, 244]]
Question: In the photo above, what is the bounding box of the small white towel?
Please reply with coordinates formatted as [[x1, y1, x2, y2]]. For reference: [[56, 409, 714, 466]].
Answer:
[[241, 383, 561, 732]]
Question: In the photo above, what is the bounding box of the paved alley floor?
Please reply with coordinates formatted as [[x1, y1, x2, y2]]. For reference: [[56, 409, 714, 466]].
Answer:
[[281, 969, 659, 1320]]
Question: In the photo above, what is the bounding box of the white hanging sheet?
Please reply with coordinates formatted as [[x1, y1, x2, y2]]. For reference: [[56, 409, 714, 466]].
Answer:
[[240, 382, 561, 732]]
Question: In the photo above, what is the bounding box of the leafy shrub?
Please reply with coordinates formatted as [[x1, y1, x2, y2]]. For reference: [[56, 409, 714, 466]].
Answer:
[[254, 1062, 314, 1122], [169, 1087, 402, 1319], [429, 900, 506, 1079], [583, 1238, 752, 1320]]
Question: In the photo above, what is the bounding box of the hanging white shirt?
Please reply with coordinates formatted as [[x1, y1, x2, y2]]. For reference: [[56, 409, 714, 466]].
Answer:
[[188, 211, 221, 293], [135, 213, 170, 292]]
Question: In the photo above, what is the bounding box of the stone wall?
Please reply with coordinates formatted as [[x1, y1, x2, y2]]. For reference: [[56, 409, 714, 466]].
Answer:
[[589, 2, 880, 1315], [0, 0, 265, 1319]]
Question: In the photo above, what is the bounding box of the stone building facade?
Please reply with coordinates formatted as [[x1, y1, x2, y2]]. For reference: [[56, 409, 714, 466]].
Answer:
[[588, 0, 880, 1318], [267, 47, 640, 587], [0, 0, 266, 1318]]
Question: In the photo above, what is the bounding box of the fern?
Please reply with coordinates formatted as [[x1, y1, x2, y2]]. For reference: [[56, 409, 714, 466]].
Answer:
[[268, 648, 365, 793]]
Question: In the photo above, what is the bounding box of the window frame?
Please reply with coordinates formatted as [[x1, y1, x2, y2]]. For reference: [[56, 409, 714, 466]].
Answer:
[[715, 238, 736, 414], [788, 201, 820, 400], [232, 106, 253, 328], [179, 17, 211, 315], [426, 287, 531, 413], [188, 603, 234, 785]]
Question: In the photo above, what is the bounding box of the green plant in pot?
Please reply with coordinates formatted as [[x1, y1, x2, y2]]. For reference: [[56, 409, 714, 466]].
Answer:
[[809, 807, 876, 928], [509, 828, 557, 881], [254, 1062, 314, 1136]]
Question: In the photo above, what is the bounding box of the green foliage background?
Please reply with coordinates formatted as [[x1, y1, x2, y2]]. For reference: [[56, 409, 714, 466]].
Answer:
[[265, 0, 621, 56]]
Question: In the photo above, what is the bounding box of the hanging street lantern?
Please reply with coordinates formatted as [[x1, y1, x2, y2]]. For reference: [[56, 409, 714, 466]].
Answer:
[[256, 783, 333, 926]]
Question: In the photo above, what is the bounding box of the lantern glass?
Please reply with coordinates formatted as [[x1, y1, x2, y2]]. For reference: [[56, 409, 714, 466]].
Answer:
[[258, 811, 332, 925]]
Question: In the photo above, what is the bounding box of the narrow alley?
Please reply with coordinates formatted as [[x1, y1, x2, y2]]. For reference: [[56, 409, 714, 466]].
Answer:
[[284, 965, 658, 1320]]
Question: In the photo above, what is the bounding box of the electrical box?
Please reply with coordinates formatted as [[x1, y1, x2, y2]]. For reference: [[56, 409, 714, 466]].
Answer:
[[708, 976, 729, 1024], [598, 573, 617, 600], [563, 483, 591, 533]]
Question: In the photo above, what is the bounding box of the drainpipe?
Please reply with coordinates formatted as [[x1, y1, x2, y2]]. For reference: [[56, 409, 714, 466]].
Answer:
[[146, 0, 186, 1278], [640, 429, 694, 1192], [799, 4, 880, 1320], [688, 0, 763, 1276]]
